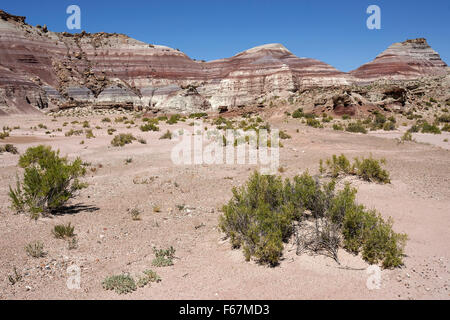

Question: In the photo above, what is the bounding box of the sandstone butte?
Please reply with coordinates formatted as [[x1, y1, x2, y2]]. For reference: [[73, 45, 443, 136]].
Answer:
[[0, 9, 447, 115]]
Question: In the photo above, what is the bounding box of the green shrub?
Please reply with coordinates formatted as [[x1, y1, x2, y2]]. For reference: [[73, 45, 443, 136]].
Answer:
[[401, 131, 413, 142], [407, 124, 421, 133], [140, 123, 159, 132], [101, 117, 111, 123], [167, 114, 181, 124], [306, 118, 322, 128], [9, 146, 86, 218], [346, 121, 367, 134], [441, 124, 450, 132], [383, 121, 396, 131], [219, 172, 299, 266], [102, 274, 136, 294], [322, 154, 390, 184], [342, 206, 407, 268], [111, 133, 136, 147], [65, 129, 83, 137], [82, 121, 90, 128], [279, 130, 291, 139], [219, 171, 405, 268], [52, 223, 75, 239], [107, 128, 116, 135], [333, 123, 344, 131], [25, 241, 45, 258], [189, 112, 208, 119], [353, 156, 390, 183], [292, 108, 304, 118], [85, 129, 95, 139], [152, 246, 176, 267], [342, 114, 351, 120], [436, 114, 450, 123], [325, 154, 351, 178], [421, 122, 441, 134], [137, 270, 161, 288]]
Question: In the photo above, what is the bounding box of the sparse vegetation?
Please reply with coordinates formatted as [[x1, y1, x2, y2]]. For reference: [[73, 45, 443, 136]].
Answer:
[[25, 241, 45, 258], [152, 246, 176, 267], [219, 171, 406, 268], [111, 133, 136, 147], [52, 223, 75, 239], [346, 121, 367, 134], [322, 154, 390, 184], [102, 274, 136, 294]]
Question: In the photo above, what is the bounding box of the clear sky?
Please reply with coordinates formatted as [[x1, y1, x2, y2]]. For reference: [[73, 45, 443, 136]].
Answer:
[[2, 0, 449, 71]]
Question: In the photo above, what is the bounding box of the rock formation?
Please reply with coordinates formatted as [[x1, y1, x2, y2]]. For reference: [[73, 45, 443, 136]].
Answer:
[[0, 9, 447, 115]]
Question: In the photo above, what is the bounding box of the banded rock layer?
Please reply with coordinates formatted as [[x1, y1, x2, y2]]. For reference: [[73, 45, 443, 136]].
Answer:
[[0, 10, 447, 115]]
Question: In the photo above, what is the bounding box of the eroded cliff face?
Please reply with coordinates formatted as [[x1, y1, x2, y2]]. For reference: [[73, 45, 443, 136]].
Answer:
[[0, 10, 447, 115]]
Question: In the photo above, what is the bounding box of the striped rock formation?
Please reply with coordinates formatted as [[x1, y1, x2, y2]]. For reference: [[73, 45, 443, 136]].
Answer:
[[0, 10, 447, 115]]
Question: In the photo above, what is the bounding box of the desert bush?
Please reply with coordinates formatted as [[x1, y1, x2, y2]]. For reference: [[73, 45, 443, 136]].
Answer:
[[352, 156, 390, 183], [220, 171, 405, 267], [25, 241, 45, 258], [421, 122, 441, 134], [137, 270, 161, 288], [321, 154, 390, 183], [219, 172, 299, 265], [167, 114, 181, 124], [325, 154, 351, 178], [346, 121, 367, 134], [279, 130, 291, 139], [65, 129, 83, 137], [0, 130, 10, 139], [82, 121, 90, 128], [159, 130, 172, 140], [333, 123, 344, 131], [102, 274, 136, 294], [101, 117, 111, 123], [111, 133, 136, 147], [0, 144, 19, 154], [9, 146, 86, 218], [342, 206, 407, 268], [306, 118, 322, 128], [152, 246, 176, 267], [52, 223, 75, 239], [441, 124, 450, 132], [140, 123, 159, 132], [85, 129, 95, 139], [189, 112, 208, 119], [292, 108, 304, 118], [342, 114, 351, 120], [383, 121, 396, 131], [401, 131, 413, 142], [107, 128, 116, 135]]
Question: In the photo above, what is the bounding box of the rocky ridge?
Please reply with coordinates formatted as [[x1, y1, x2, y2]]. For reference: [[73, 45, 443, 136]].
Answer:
[[0, 9, 448, 116]]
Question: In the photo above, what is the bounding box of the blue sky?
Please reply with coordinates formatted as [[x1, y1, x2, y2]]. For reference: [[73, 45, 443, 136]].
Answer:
[[2, 0, 449, 71]]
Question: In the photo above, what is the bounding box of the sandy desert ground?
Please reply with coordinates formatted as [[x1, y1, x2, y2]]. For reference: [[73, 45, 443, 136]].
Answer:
[[0, 112, 449, 300]]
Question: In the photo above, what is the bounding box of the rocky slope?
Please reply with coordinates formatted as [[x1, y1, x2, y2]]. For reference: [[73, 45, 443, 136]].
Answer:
[[0, 9, 447, 115]]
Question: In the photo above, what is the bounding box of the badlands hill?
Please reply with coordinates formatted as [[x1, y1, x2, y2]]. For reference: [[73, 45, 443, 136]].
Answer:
[[0, 9, 448, 115]]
